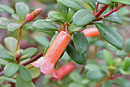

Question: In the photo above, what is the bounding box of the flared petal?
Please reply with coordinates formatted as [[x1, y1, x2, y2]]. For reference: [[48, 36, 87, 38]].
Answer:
[[31, 57, 45, 67]]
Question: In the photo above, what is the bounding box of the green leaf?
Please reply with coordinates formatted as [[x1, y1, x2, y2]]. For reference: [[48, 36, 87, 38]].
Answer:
[[66, 8, 75, 22], [0, 58, 8, 65], [7, 23, 21, 31], [4, 63, 19, 77], [111, 0, 130, 6], [57, 2, 68, 16], [32, 20, 58, 32], [0, 48, 13, 61], [11, 14, 19, 20], [69, 83, 84, 87], [83, 0, 96, 10], [66, 40, 86, 64], [33, 35, 49, 47], [69, 72, 82, 83], [95, 23, 124, 50], [112, 77, 130, 87], [126, 39, 130, 52], [73, 32, 88, 55], [19, 66, 32, 82], [16, 73, 32, 87], [68, 23, 83, 33], [48, 11, 65, 21], [0, 4, 14, 14], [103, 50, 113, 66], [73, 9, 96, 26], [15, 2, 30, 21], [0, 17, 10, 29], [102, 81, 112, 87], [123, 57, 130, 71], [29, 68, 40, 79], [57, 0, 81, 11], [22, 47, 37, 58], [0, 76, 16, 83], [87, 69, 105, 80], [4, 37, 18, 54], [104, 12, 122, 24], [97, 0, 111, 5]]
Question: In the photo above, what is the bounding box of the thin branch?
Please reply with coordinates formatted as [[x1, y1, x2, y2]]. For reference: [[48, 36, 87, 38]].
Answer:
[[96, 3, 123, 21], [95, 4, 108, 18], [21, 52, 43, 66], [110, 73, 123, 80], [16, 21, 26, 51]]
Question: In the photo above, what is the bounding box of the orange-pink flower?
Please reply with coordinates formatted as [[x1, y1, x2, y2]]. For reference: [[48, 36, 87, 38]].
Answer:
[[32, 31, 71, 75], [82, 27, 100, 37], [50, 62, 76, 81]]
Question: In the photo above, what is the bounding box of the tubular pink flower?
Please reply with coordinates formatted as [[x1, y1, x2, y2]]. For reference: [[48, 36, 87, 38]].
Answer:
[[32, 31, 71, 75]]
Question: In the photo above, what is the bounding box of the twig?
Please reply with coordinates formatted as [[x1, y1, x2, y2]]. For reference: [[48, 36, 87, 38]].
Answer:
[[96, 2, 99, 13], [96, 3, 123, 21], [21, 52, 43, 66], [95, 4, 108, 18], [110, 73, 123, 80], [16, 21, 26, 51]]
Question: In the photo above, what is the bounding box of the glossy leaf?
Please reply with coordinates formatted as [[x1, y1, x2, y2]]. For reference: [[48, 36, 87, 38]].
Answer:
[[48, 11, 65, 21], [66, 40, 86, 64], [126, 39, 130, 52], [73, 32, 88, 55], [104, 12, 122, 24], [19, 66, 32, 82], [0, 4, 14, 14], [22, 47, 37, 58], [4, 37, 18, 54], [11, 14, 19, 20], [112, 77, 130, 87], [103, 50, 113, 66], [69, 72, 82, 83], [69, 83, 84, 87], [73, 9, 95, 26], [15, 2, 30, 21], [16, 73, 32, 87], [57, 2, 68, 16], [7, 23, 21, 31], [32, 20, 58, 32], [68, 23, 83, 33], [0, 58, 8, 65], [111, 0, 130, 6], [4, 63, 19, 77], [33, 35, 49, 47], [123, 57, 130, 71], [102, 81, 112, 87], [83, 0, 96, 10], [95, 23, 124, 50], [0, 48, 13, 61], [29, 68, 40, 79], [98, 0, 111, 5], [87, 69, 105, 80], [0, 17, 10, 29], [57, 0, 81, 11]]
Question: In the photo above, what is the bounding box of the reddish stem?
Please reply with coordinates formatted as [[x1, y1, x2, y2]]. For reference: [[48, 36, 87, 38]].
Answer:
[[95, 4, 108, 18], [110, 73, 123, 80], [21, 52, 43, 66], [96, 2, 99, 12], [96, 3, 121, 21]]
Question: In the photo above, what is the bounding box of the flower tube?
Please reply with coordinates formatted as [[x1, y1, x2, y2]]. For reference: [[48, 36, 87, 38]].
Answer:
[[82, 27, 100, 37], [32, 31, 71, 75], [50, 62, 76, 81]]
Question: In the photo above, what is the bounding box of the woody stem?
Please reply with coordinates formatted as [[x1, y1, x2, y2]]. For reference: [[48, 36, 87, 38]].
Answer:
[[15, 21, 25, 52]]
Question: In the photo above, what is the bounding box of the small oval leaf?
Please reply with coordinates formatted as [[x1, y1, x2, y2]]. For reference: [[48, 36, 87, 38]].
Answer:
[[4, 63, 19, 77]]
